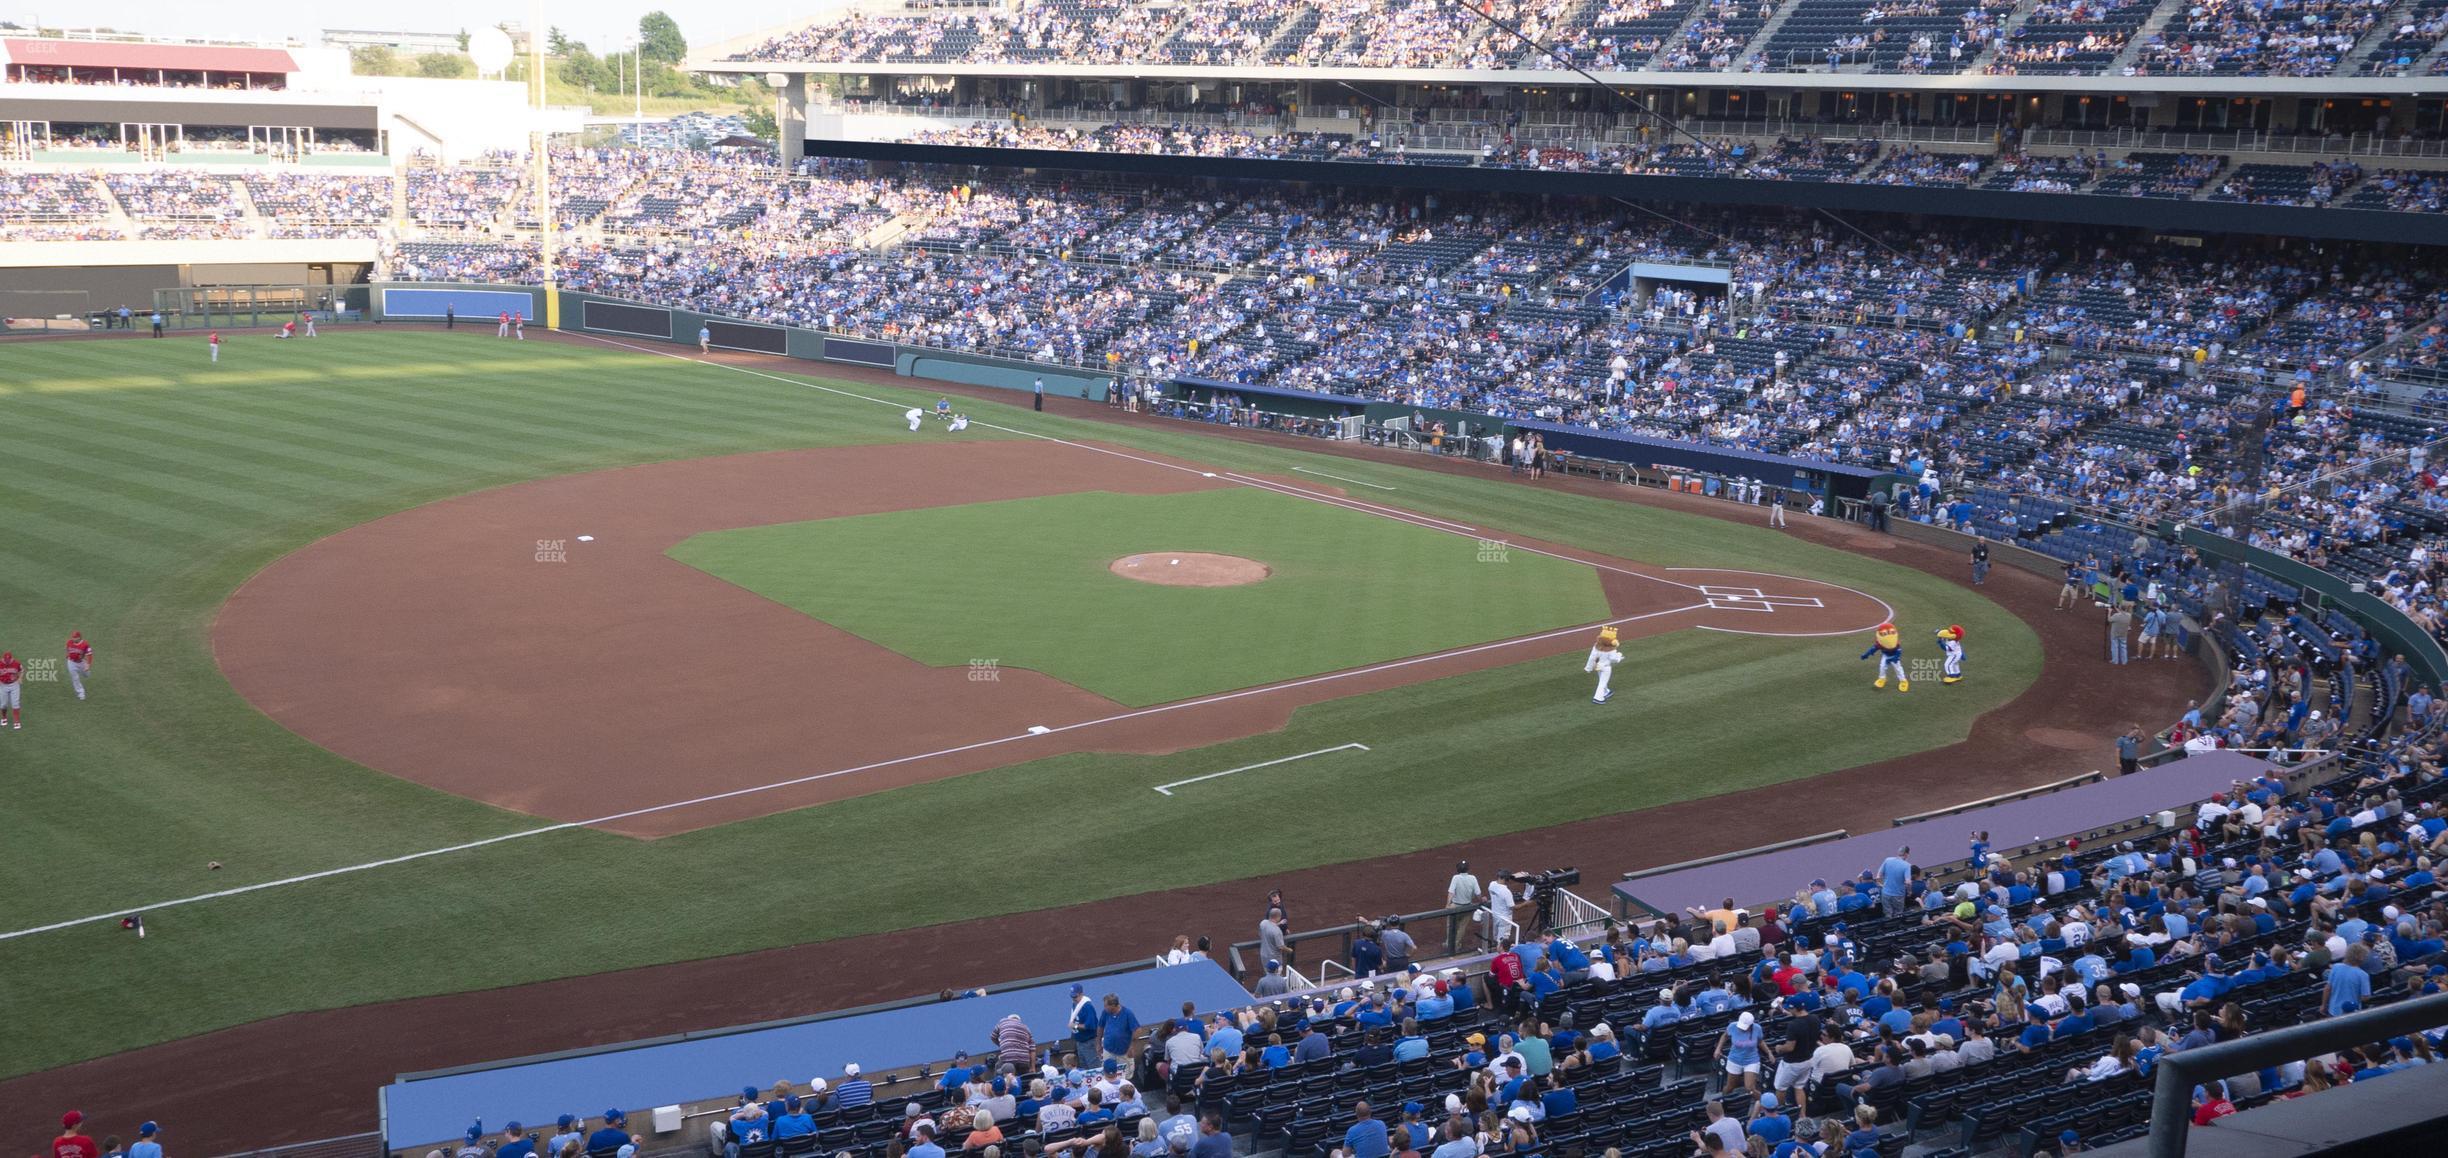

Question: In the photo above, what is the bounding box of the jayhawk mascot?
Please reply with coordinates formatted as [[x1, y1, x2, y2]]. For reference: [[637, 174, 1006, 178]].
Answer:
[[1861, 622, 1907, 692], [1584, 624, 1624, 704], [1935, 624, 1965, 684]]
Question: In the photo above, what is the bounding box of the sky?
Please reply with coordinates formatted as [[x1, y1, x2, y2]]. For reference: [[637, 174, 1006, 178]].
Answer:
[[4, 1, 817, 58]]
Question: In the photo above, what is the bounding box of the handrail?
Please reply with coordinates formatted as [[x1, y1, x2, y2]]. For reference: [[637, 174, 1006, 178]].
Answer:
[[2146, 991, 2448, 1157], [1226, 901, 1482, 975], [1888, 769, 2104, 826]]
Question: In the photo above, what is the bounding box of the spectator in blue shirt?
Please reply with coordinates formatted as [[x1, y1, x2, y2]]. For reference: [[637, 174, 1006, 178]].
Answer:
[[1585, 1023, 1623, 1065], [1747, 1093, 1792, 1146], [2325, 947, 2374, 1015], [1068, 984, 1102, 1057], [835, 1065, 874, 1110], [1100, 995, 1141, 1063], [126, 1124, 165, 1158], [1340, 1101, 1390, 1158], [772, 1099, 816, 1139], [1538, 1074, 1578, 1119], [2016, 1011, 2055, 1052], [1842, 1105, 1883, 1155], [1294, 1023, 1332, 1063], [908, 1124, 946, 1158], [1641, 988, 1684, 1037], [587, 1111, 634, 1154]]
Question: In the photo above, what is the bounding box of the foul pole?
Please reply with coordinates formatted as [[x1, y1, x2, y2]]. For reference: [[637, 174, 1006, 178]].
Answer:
[[533, 0, 559, 329]]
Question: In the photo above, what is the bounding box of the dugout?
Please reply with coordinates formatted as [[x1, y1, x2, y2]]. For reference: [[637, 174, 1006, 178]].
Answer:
[[1504, 418, 1884, 505], [1172, 376, 1365, 422]]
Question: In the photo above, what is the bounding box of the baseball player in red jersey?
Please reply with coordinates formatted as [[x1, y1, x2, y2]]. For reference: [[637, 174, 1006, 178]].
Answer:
[[0, 651, 22, 729], [209, 331, 222, 363], [65, 631, 93, 700], [302, 310, 318, 337], [513, 311, 525, 340], [498, 310, 511, 338]]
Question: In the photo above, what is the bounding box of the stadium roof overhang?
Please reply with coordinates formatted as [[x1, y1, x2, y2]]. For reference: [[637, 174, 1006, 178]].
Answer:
[[0, 38, 297, 75], [695, 58, 2448, 98]]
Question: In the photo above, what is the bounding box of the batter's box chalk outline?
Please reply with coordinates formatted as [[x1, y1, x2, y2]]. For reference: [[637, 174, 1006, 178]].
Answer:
[[1699, 584, 1827, 613]]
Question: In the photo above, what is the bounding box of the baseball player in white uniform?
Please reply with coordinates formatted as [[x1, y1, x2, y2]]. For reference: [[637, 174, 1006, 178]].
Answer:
[[1583, 625, 1625, 703], [905, 407, 924, 432]]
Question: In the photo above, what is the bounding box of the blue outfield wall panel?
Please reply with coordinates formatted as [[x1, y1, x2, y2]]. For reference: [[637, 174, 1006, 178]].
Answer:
[[379, 959, 1252, 1148], [380, 286, 539, 320], [579, 298, 677, 340], [822, 336, 895, 366]]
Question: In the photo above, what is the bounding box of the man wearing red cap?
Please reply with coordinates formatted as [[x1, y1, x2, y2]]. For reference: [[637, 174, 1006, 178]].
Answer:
[[55, 1112, 99, 1158]]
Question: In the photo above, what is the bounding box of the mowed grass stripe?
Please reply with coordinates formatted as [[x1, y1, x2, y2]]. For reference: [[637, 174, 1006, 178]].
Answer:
[[21, 393, 509, 487], [0, 459, 280, 536], [186, 343, 932, 460], [14, 404, 441, 495]]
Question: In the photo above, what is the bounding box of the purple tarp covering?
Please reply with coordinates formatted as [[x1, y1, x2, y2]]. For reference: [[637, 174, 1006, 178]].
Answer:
[[1613, 749, 2280, 916]]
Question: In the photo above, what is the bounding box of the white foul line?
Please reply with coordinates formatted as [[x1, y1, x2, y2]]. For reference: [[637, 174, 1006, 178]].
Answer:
[[1291, 466, 1398, 491], [1152, 743, 1371, 796], [2, 599, 1708, 941]]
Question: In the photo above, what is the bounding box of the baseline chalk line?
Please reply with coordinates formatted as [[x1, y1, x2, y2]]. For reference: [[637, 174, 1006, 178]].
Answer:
[[1291, 466, 1398, 491], [1153, 743, 1371, 796]]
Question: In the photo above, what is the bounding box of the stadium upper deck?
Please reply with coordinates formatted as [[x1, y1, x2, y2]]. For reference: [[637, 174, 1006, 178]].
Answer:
[[709, 0, 2448, 83]]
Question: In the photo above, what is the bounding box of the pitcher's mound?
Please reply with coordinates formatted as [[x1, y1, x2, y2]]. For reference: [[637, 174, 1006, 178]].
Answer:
[[1110, 552, 1272, 587]]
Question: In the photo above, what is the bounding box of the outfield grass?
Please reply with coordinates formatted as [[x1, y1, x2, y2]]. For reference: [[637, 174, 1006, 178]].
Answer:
[[670, 488, 1612, 705], [0, 330, 2039, 1076]]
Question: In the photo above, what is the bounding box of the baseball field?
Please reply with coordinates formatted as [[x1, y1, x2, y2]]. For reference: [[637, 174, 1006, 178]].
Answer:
[[0, 327, 2049, 1098]]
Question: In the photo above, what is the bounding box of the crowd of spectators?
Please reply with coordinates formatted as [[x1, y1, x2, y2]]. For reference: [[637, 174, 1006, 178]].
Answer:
[[2129, 0, 2389, 77], [724, 0, 2425, 76], [390, 706, 2448, 1158], [103, 170, 247, 239], [0, 169, 119, 240], [244, 173, 393, 238]]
